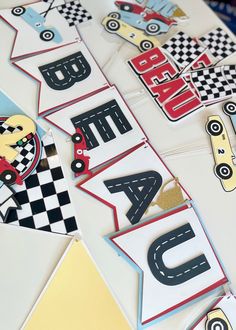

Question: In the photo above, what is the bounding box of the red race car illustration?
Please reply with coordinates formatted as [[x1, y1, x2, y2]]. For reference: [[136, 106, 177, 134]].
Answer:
[[71, 128, 91, 176], [0, 157, 23, 185], [113, 1, 177, 35]]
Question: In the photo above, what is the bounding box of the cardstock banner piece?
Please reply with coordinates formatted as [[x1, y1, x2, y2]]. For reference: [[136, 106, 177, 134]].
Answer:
[[79, 142, 190, 230], [190, 67, 232, 104], [162, 31, 206, 71], [45, 86, 147, 170], [128, 48, 203, 121], [199, 27, 236, 63], [191, 294, 236, 329], [106, 203, 227, 328], [14, 41, 109, 116], [0, 0, 81, 59], [5, 132, 78, 235], [0, 181, 21, 222], [22, 239, 130, 330]]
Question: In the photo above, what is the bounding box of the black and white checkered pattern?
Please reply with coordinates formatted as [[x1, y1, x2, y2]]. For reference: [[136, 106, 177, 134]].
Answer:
[[57, 0, 92, 27], [191, 66, 232, 103], [6, 134, 78, 235], [11, 140, 35, 175], [200, 28, 236, 62], [223, 65, 236, 94], [0, 121, 36, 176], [162, 31, 205, 70]]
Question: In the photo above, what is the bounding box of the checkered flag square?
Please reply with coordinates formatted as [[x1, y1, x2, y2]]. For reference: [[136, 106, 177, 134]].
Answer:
[[5, 133, 78, 236], [191, 66, 232, 103], [162, 31, 205, 70], [0, 121, 36, 176], [57, 0, 92, 27], [223, 65, 236, 94], [200, 28, 236, 63]]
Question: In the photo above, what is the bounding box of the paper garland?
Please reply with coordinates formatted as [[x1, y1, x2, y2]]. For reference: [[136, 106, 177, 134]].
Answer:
[[106, 203, 227, 328], [0, 1, 235, 329]]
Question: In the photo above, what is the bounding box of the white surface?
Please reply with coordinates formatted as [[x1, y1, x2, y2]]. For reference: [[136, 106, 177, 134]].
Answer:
[[0, 1, 235, 330]]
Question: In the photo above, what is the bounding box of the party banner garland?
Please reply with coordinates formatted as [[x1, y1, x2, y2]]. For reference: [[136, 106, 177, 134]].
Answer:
[[0, 1, 235, 329]]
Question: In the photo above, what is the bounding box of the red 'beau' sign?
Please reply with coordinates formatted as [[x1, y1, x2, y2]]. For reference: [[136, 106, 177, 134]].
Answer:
[[128, 48, 203, 122]]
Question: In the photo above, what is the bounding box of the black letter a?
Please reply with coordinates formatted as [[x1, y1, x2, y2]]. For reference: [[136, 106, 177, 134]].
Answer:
[[104, 171, 163, 225]]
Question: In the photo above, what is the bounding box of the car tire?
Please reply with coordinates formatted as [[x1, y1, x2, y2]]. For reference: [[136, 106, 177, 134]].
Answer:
[[40, 30, 55, 42], [206, 120, 223, 136], [223, 101, 236, 116], [106, 19, 120, 32], [140, 40, 154, 51], [0, 170, 17, 185], [71, 159, 85, 174], [215, 163, 233, 180], [120, 3, 133, 12], [145, 23, 160, 35], [12, 6, 26, 16], [206, 317, 228, 330], [108, 12, 121, 19], [72, 132, 83, 144]]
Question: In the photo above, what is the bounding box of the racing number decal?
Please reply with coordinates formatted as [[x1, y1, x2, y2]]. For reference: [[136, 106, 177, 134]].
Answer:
[[0, 115, 36, 162]]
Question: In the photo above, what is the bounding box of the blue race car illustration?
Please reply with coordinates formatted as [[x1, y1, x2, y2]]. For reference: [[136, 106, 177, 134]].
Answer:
[[11, 6, 63, 43], [109, 1, 177, 35]]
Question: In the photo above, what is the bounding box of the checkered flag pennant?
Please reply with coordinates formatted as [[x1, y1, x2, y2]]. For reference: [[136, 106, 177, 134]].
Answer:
[[0, 122, 35, 176], [223, 65, 236, 94], [200, 28, 236, 63], [5, 133, 79, 236], [162, 31, 206, 70], [57, 0, 92, 27], [191, 66, 232, 103]]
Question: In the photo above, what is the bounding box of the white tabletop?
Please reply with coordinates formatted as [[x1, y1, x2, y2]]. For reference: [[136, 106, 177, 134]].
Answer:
[[0, 1, 235, 329]]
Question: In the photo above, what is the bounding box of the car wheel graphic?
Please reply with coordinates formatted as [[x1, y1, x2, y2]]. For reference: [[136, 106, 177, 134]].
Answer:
[[71, 159, 85, 173], [106, 19, 120, 32], [0, 170, 17, 185], [206, 120, 223, 136], [215, 163, 233, 180], [12, 6, 26, 16], [108, 12, 121, 19], [140, 40, 154, 51], [120, 3, 133, 12], [72, 133, 83, 144], [206, 317, 228, 330], [223, 101, 236, 116], [146, 23, 160, 35], [40, 30, 55, 42]]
